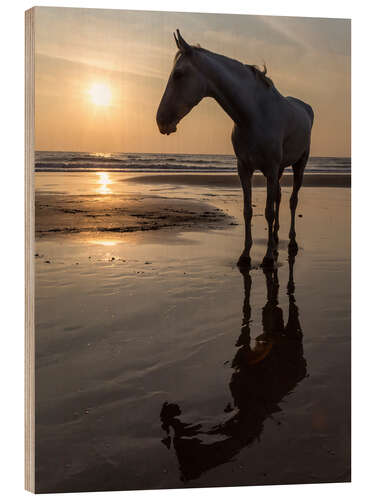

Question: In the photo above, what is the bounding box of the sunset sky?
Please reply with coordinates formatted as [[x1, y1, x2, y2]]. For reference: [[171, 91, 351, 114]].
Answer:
[[35, 7, 351, 156]]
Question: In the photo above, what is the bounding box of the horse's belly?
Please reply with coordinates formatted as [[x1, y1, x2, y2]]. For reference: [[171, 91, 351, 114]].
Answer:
[[280, 153, 303, 168]]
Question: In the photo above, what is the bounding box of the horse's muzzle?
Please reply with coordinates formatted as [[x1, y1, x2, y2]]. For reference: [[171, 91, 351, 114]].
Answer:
[[157, 121, 177, 135], [156, 106, 178, 135]]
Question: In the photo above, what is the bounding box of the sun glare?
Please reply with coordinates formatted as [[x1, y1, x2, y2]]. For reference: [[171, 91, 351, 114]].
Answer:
[[88, 83, 112, 107], [90, 240, 118, 247], [97, 172, 112, 194]]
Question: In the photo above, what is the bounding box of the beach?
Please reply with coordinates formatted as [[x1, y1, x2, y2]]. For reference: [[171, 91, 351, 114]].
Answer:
[[34, 171, 351, 493]]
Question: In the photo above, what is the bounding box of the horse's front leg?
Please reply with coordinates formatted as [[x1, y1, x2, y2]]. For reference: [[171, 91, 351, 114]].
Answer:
[[262, 174, 279, 268], [237, 163, 253, 268]]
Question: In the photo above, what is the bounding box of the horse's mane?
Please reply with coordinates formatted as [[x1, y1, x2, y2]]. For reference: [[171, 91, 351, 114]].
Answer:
[[246, 64, 273, 88], [174, 46, 274, 89]]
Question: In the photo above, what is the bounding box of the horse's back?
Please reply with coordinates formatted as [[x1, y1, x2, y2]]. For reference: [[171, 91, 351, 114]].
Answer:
[[286, 96, 314, 128]]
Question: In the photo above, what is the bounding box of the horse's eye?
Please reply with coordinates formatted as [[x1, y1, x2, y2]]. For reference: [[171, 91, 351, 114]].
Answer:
[[173, 70, 184, 80]]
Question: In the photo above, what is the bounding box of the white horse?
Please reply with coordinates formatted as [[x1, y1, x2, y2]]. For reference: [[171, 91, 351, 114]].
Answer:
[[157, 30, 314, 268]]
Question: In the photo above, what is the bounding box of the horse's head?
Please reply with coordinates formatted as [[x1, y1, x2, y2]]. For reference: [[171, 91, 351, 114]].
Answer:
[[156, 30, 207, 135]]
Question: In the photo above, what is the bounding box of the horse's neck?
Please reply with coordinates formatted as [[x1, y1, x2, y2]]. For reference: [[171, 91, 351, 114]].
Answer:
[[196, 51, 261, 126]]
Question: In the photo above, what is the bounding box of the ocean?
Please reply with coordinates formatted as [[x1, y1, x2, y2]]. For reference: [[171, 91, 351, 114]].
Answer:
[[35, 151, 351, 174]]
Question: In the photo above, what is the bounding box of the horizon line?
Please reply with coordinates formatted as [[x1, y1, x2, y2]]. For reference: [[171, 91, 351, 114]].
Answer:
[[35, 149, 351, 159]]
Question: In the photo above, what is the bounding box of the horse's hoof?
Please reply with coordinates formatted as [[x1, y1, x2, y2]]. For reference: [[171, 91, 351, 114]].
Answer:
[[261, 256, 275, 269], [237, 255, 251, 268]]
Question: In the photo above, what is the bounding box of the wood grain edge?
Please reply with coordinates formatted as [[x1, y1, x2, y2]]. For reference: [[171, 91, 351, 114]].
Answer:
[[25, 7, 35, 494]]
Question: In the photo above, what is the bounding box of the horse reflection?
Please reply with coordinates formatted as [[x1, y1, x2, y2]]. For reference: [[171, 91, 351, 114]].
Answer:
[[160, 248, 306, 481]]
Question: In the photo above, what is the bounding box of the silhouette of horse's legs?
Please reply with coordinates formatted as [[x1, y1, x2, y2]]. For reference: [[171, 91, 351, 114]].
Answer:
[[285, 245, 303, 340], [237, 162, 253, 268], [263, 173, 279, 267], [289, 153, 308, 250], [240, 268, 251, 326], [235, 268, 252, 348], [287, 245, 297, 296], [264, 266, 279, 307]]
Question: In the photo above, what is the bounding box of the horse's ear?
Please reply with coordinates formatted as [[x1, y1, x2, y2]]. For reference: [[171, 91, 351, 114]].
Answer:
[[176, 29, 191, 54], [173, 32, 179, 50]]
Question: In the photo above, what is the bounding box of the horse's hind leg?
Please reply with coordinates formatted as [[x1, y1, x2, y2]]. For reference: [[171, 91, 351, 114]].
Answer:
[[289, 153, 308, 250], [273, 171, 283, 244]]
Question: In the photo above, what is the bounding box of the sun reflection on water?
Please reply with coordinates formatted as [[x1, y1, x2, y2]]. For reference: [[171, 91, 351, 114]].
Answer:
[[96, 172, 112, 194], [92, 240, 117, 246]]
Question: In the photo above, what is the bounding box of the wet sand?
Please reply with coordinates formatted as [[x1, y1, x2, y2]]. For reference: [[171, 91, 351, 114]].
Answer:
[[35, 171, 350, 493], [128, 172, 351, 188], [36, 193, 232, 236]]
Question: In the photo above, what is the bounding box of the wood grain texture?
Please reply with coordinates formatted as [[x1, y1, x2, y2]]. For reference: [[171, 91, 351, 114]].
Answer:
[[25, 7, 35, 493]]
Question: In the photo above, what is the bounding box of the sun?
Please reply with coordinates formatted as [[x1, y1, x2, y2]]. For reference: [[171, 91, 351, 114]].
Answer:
[[88, 83, 112, 107]]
